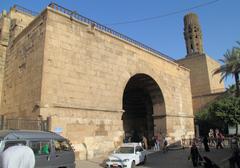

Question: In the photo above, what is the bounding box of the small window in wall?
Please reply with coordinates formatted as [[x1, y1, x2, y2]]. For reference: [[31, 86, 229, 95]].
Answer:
[[4, 141, 26, 151], [0, 28, 2, 39], [29, 141, 51, 155], [53, 140, 71, 152], [190, 44, 194, 53], [191, 44, 193, 49]]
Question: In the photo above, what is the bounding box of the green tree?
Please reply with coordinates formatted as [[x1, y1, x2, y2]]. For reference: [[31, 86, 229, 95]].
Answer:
[[195, 93, 240, 135], [213, 41, 240, 97], [209, 96, 240, 134]]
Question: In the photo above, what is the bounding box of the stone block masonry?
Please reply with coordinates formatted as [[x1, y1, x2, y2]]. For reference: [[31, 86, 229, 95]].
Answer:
[[0, 5, 194, 160]]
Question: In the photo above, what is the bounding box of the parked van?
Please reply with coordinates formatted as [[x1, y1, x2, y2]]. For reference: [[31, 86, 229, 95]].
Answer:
[[0, 130, 75, 168]]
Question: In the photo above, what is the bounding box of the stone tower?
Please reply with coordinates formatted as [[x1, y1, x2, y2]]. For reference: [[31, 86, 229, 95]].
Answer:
[[0, 10, 11, 105], [177, 12, 225, 113], [184, 13, 203, 56]]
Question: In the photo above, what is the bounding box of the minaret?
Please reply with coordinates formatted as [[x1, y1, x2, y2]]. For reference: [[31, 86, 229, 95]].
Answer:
[[184, 13, 203, 56], [178, 12, 225, 113]]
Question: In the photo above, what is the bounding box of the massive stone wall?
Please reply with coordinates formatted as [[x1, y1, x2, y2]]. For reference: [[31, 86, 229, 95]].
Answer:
[[38, 8, 194, 159], [205, 55, 225, 92], [0, 7, 194, 159], [1, 12, 46, 119], [0, 13, 10, 105], [0, 7, 36, 114], [177, 54, 224, 97], [177, 54, 224, 113], [193, 92, 223, 112], [7, 7, 35, 41]]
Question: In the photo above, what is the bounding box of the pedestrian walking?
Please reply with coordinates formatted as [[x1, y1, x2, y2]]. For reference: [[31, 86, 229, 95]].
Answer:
[[162, 137, 168, 153], [1, 145, 35, 168], [229, 146, 240, 168], [142, 134, 148, 150], [231, 134, 239, 149], [216, 131, 224, 149], [151, 136, 157, 151], [203, 136, 210, 152], [208, 129, 215, 147], [155, 136, 160, 151], [189, 142, 202, 167]]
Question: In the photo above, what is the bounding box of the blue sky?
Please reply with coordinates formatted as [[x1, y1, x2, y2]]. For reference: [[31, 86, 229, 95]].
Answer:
[[1, 0, 239, 87]]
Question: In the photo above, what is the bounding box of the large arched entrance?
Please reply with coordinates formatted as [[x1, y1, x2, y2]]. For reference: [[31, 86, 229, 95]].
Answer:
[[122, 74, 165, 142]]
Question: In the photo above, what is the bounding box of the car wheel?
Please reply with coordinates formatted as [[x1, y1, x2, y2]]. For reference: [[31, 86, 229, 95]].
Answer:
[[142, 156, 147, 164], [131, 161, 135, 168]]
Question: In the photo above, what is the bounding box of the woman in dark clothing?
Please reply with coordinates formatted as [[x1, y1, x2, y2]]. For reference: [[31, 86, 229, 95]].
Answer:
[[190, 143, 202, 167], [203, 136, 210, 152], [229, 147, 240, 168]]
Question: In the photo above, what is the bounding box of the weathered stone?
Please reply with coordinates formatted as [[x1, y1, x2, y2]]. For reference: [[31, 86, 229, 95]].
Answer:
[[0, 5, 196, 160]]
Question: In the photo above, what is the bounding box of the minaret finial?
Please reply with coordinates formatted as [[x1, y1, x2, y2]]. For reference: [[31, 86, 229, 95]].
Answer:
[[184, 13, 203, 56]]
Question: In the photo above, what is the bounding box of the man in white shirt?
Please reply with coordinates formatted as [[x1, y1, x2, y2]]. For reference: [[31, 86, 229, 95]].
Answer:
[[1, 145, 35, 168]]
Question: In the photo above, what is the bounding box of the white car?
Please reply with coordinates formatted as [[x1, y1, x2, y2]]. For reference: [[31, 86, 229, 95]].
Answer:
[[106, 143, 147, 168]]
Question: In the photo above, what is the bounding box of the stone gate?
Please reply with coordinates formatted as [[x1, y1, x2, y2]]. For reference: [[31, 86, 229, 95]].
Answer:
[[0, 4, 194, 159]]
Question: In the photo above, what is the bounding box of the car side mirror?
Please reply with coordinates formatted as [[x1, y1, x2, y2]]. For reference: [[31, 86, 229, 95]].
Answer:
[[136, 151, 140, 155]]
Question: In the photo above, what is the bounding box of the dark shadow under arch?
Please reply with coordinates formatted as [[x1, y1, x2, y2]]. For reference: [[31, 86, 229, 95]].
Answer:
[[122, 73, 165, 142]]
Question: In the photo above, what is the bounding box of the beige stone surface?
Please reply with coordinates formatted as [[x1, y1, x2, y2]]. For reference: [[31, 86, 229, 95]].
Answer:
[[177, 54, 224, 97], [193, 92, 224, 112], [0, 15, 11, 105], [205, 55, 225, 92], [0, 7, 194, 159], [0, 12, 45, 119], [177, 54, 224, 114], [7, 7, 35, 41], [39, 9, 194, 159]]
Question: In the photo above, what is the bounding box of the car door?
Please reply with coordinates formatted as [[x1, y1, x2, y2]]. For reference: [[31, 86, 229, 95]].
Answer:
[[135, 146, 144, 164], [51, 139, 75, 168], [134, 146, 141, 164], [29, 140, 52, 168]]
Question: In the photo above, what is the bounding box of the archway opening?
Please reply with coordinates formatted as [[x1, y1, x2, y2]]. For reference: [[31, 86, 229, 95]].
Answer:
[[122, 74, 165, 143]]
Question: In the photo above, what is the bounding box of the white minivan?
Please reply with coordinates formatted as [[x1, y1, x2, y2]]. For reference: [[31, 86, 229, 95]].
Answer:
[[0, 130, 75, 168]]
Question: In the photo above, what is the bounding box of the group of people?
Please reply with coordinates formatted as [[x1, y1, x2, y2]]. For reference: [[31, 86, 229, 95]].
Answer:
[[189, 141, 220, 168], [188, 129, 240, 168], [124, 131, 168, 152], [208, 128, 225, 149], [150, 134, 168, 152], [201, 128, 225, 153]]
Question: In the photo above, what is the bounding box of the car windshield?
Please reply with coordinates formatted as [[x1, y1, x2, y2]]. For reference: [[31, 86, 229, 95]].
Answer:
[[116, 147, 134, 154]]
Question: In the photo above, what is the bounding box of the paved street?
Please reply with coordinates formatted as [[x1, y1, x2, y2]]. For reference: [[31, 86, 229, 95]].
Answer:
[[76, 147, 232, 168]]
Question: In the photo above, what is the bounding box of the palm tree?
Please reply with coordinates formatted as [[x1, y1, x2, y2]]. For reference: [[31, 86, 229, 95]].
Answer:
[[213, 41, 240, 97]]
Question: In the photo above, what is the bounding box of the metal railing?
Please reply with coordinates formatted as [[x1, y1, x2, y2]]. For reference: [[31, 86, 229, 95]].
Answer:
[[48, 3, 176, 62], [0, 117, 48, 131], [13, 4, 39, 16], [181, 137, 238, 149]]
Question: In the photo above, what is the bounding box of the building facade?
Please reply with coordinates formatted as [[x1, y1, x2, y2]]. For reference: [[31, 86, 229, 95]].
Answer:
[[0, 5, 222, 159]]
